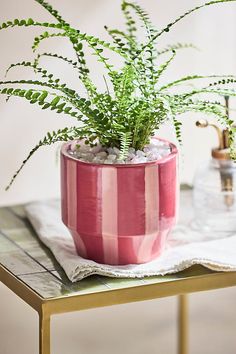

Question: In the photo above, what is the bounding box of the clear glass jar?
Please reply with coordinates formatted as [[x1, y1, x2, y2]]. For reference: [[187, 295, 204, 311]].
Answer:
[[193, 158, 236, 238]]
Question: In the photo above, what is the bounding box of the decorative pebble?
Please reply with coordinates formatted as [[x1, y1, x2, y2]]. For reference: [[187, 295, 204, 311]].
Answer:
[[107, 154, 117, 161], [91, 144, 103, 154], [113, 147, 120, 156], [68, 138, 171, 164], [96, 151, 107, 159], [104, 159, 114, 164], [136, 150, 146, 157], [107, 147, 115, 155], [128, 147, 136, 154], [131, 156, 147, 164]]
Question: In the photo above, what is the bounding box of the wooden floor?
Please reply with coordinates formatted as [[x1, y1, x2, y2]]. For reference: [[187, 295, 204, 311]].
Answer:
[[0, 283, 235, 354]]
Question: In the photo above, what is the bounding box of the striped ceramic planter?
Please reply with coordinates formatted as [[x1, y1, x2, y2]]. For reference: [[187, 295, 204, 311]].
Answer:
[[61, 138, 178, 265]]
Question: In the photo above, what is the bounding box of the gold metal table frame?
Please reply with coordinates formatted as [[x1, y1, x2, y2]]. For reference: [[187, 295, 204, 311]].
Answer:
[[0, 192, 236, 354], [1, 264, 236, 354]]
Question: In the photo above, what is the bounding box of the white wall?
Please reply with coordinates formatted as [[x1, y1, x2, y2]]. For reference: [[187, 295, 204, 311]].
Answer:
[[0, 0, 236, 206]]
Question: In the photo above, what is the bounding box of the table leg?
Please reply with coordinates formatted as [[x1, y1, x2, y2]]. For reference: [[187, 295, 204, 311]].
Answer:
[[178, 294, 188, 354], [39, 309, 51, 354]]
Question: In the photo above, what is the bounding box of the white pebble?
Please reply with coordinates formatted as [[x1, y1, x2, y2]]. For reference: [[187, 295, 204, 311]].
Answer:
[[151, 139, 165, 146], [113, 147, 120, 155], [146, 151, 161, 161], [107, 154, 117, 161], [117, 161, 125, 164], [143, 147, 150, 153], [69, 138, 171, 165], [96, 151, 107, 159], [136, 150, 146, 157], [126, 152, 135, 161], [107, 147, 115, 155], [77, 142, 91, 153], [159, 149, 170, 157], [104, 159, 114, 164], [128, 147, 136, 154], [80, 152, 94, 162], [131, 156, 148, 164], [91, 144, 102, 154], [93, 157, 104, 164], [70, 141, 79, 152]]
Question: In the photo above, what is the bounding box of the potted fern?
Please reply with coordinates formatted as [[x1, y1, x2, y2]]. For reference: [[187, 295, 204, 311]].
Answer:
[[1, 0, 236, 265]]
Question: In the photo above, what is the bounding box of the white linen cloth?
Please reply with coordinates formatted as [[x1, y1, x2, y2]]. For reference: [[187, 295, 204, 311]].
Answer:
[[25, 195, 236, 282]]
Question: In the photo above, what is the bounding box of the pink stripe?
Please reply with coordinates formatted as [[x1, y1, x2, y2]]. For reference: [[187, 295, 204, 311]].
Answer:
[[76, 165, 104, 262], [60, 153, 68, 225], [158, 157, 177, 230], [175, 155, 180, 224], [117, 166, 146, 264], [71, 230, 87, 258], [101, 167, 118, 264], [137, 165, 159, 262], [67, 159, 77, 230], [151, 229, 169, 256]]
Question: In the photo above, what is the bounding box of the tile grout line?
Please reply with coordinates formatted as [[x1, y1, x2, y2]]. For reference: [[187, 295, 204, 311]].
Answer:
[[4, 207, 73, 287], [3, 207, 148, 290], [4, 208, 116, 290], [96, 276, 112, 289], [17, 270, 49, 277], [0, 228, 70, 287]]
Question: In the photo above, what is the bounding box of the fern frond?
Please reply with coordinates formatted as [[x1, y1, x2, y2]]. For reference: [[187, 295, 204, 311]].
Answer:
[[139, 0, 236, 57], [35, 52, 78, 70], [32, 36, 102, 100], [173, 117, 183, 144], [32, 31, 68, 52], [104, 27, 131, 54], [34, 0, 67, 24], [119, 132, 132, 160], [183, 87, 236, 100], [207, 78, 236, 88], [31, 30, 97, 100], [154, 50, 176, 84], [160, 74, 236, 91], [0, 87, 83, 119], [0, 79, 75, 98], [5, 61, 79, 97], [34, 52, 98, 99], [157, 43, 197, 56], [173, 98, 234, 128], [0, 19, 126, 59], [5, 126, 87, 190], [122, 1, 158, 91], [122, 1, 156, 40], [0, 19, 66, 31], [121, 1, 137, 42]]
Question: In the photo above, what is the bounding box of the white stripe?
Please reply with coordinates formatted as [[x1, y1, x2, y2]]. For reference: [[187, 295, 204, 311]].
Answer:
[[101, 167, 119, 265], [137, 165, 159, 262]]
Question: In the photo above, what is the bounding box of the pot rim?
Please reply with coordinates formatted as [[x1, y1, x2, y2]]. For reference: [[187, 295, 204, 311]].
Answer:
[[61, 137, 178, 167]]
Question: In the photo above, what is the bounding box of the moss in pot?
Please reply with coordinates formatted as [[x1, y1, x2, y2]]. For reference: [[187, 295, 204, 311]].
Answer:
[[1, 0, 236, 264]]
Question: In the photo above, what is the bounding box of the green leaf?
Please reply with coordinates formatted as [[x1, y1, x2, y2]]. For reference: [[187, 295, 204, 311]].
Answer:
[[139, 0, 236, 56], [27, 18, 34, 25], [5, 125, 88, 190], [51, 96, 60, 106], [34, 0, 67, 24]]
